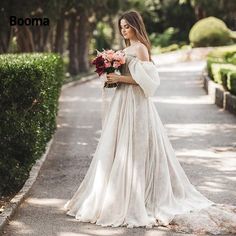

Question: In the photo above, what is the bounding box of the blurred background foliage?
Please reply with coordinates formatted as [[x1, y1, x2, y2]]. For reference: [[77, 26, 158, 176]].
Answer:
[[0, 0, 236, 76]]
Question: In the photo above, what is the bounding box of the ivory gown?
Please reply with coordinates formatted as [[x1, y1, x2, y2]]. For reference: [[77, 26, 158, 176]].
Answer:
[[64, 52, 236, 234]]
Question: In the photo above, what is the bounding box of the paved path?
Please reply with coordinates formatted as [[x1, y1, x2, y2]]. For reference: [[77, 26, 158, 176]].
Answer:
[[2, 61, 236, 236]]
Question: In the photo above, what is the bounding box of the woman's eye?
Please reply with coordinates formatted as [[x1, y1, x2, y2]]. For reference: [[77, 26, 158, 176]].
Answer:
[[121, 25, 129, 30]]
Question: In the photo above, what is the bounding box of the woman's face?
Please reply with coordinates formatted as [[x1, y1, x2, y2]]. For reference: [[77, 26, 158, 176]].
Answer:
[[120, 19, 136, 40]]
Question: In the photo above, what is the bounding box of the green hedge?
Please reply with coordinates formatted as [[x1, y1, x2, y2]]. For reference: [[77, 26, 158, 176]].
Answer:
[[0, 53, 64, 196], [206, 57, 225, 78], [206, 45, 236, 95], [206, 45, 236, 77], [211, 63, 236, 84], [227, 53, 236, 64], [227, 72, 236, 95], [207, 45, 236, 60], [220, 70, 236, 95], [220, 68, 234, 89]]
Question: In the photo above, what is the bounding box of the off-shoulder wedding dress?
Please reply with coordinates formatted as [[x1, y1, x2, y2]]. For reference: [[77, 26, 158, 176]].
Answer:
[[64, 52, 236, 234]]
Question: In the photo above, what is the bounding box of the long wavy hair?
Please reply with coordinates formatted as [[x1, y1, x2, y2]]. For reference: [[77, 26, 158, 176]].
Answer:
[[118, 10, 152, 61]]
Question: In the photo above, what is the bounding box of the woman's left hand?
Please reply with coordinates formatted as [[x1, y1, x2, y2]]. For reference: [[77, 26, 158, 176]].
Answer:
[[106, 73, 121, 84]]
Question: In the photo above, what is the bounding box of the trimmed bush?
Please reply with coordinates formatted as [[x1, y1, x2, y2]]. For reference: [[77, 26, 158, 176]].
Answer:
[[211, 63, 236, 84], [207, 45, 236, 60], [0, 53, 64, 196], [206, 45, 236, 78], [227, 72, 236, 95], [227, 53, 236, 65], [189, 17, 233, 47], [220, 68, 234, 89], [206, 57, 225, 78]]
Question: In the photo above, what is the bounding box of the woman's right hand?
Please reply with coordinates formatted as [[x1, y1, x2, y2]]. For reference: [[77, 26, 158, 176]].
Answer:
[[106, 73, 121, 84]]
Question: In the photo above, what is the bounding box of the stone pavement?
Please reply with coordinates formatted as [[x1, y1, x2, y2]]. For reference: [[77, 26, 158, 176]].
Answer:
[[2, 60, 236, 236]]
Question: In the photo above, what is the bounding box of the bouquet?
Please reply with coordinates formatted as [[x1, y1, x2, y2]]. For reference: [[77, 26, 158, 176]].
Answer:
[[92, 49, 126, 88]]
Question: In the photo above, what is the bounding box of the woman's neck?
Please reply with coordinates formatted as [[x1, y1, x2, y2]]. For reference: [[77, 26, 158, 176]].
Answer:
[[129, 39, 140, 46]]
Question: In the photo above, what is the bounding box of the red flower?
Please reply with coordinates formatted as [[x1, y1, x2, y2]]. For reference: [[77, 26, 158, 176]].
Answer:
[[92, 55, 106, 76]]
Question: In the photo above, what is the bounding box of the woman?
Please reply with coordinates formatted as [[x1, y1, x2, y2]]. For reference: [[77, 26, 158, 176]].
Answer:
[[64, 10, 236, 233]]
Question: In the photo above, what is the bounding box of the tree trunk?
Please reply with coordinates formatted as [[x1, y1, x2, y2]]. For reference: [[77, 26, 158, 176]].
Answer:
[[54, 10, 65, 54], [77, 10, 90, 72], [68, 11, 79, 75], [30, 9, 45, 52], [15, 25, 34, 52], [42, 27, 51, 51], [0, 28, 12, 54], [194, 4, 205, 20], [0, 15, 12, 53], [48, 25, 55, 52], [33, 26, 51, 52]]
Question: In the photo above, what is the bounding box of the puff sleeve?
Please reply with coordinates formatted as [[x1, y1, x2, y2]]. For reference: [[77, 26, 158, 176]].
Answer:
[[128, 57, 160, 97]]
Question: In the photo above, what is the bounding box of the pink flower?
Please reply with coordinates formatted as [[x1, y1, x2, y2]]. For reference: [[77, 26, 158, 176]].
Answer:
[[106, 49, 115, 61], [113, 50, 126, 64], [104, 60, 112, 68], [113, 61, 120, 68], [100, 49, 115, 62]]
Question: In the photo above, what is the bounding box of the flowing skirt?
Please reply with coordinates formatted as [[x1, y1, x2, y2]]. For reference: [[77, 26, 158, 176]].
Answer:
[[64, 83, 236, 233]]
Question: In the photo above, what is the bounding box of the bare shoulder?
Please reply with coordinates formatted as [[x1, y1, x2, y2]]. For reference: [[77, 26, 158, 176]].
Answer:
[[136, 43, 149, 61]]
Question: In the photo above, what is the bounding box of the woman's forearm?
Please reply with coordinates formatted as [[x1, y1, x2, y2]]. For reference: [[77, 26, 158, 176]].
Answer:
[[118, 75, 138, 85]]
